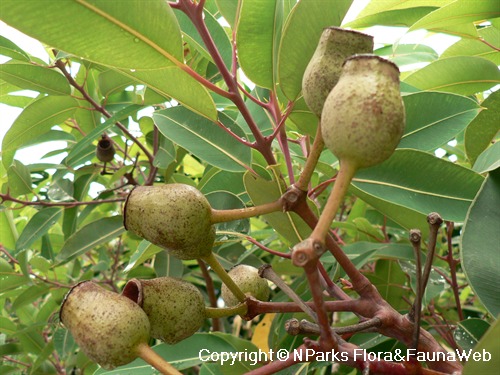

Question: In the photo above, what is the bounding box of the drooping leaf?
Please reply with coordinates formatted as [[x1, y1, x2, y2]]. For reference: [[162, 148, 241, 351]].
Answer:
[[55, 216, 125, 265], [351, 149, 484, 231], [400, 91, 480, 151], [124, 240, 164, 273], [473, 142, 500, 174], [16, 207, 62, 251], [409, 0, 500, 37], [403, 56, 500, 96], [243, 167, 311, 246], [0, 61, 71, 95], [7, 160, 33, 197], [454, 318, 491, 351], [0, 35, 30, 61], [2, 95, 79, 167], [1, 0, 216, 119], [376, 44, 438, 66], [463, 319, 500, 375], [237, 0, 283, 88], [461, 167, 500, 317], [441, 26, 500, 65], [154, 107, 252, 172], [465, 90, 500, 165], [278, 0, 352, 99]]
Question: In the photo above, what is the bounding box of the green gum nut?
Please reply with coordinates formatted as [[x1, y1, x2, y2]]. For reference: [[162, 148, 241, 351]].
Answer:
[[123, 184, 215, 260], [59, 281, 150, 369], [302, 27, 374, 118], [122, 277, 206, 345], [221, 265, 270, 307], [321, 54, 406, 169]]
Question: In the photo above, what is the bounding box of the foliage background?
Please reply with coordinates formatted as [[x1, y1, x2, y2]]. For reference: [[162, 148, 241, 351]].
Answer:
[[0, 0, 499, 374]]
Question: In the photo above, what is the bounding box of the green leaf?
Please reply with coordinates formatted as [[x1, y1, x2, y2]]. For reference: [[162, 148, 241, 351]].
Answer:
[[278, 0, 352, 99], [441, 26, 500, 65], [65, 104, 142, 168], [366, 260, 407, 311], [2, 95, 79, 167], [124, 240, 164, 273], [12, 284, 50, 310], [409, 0, 500, 37], [473, 142, 500, 174], [7, 160, 33, 196], [400, 92, 480, 151], [403, 56, 500, 96], [237, 0, 282, 88], [55, 216, 125, 265], [463, 319, 500, 375], [465, 90, 500, 165], [152, 250, 183, 278], [94, 333, 239, 374], [0, 61, 71, 95], [0, 209, 17, 250], [346, 7, 438, 29], [154, 107, 252, 172], [243, 167, 311, 245], [461, 167, 500, 317], [1, 0, 182, 69], [376, 44, 438, 66], [116, 67, 217, 119], [351, 149, 484, 229], [206, 191, 250, 234], [0, 35, 30, 61], [2, 0, 216, 119], [16, 207, 62, 251], [454, 318, 491, 351]]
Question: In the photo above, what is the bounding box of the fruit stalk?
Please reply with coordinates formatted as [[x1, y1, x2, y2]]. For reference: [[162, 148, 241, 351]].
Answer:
[[210, 199, 282, 224], [136, 343, 182, 375], [309, 160, 357, 244], [205, 303, 248, 318], [201, 252, 246, 303]]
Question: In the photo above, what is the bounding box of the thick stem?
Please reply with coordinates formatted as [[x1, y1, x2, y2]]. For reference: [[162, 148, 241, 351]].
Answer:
[[310, 160, 357, 244], [446, 221, 464, 320], [201, 252, 246, 303], [136, 342, 181, 375], [210, 199, 282, 224], [205, 303, 247, 318]]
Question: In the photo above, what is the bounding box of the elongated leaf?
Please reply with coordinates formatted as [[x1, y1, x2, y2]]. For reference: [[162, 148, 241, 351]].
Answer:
[[403, 56, 500, 96], [346, 7, 438, 29], [1, 0, 182, 69], [55, 216, 125, 265], [237, 0, 282, 88], [465, 90, 500, 165], [473, 142, 500, 174], [1, 0, 216, 119], [65, 104, 142, 168], [441, 26, 500, 65], [367, 260, 407, 310], [278, 0, 352, 99], [351, 149, 484, 230], [243, 167, 311, 245], [154, 107, 251, 172], [16, 208, 62, 251], [409, 0, 500, 37], [7, 160, 32, 197], [461, 167, 500, 317], [463, 320, 500, 375], [124, 240, 163, 273], [0, 35, 30, 61], [0, 61, 70, 95], [400, 92, 480, 151], [376, 44, 438, 66], [2, 96, 79, 167], [0, 210, 17, 250], [454, 319, 490, 351]]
